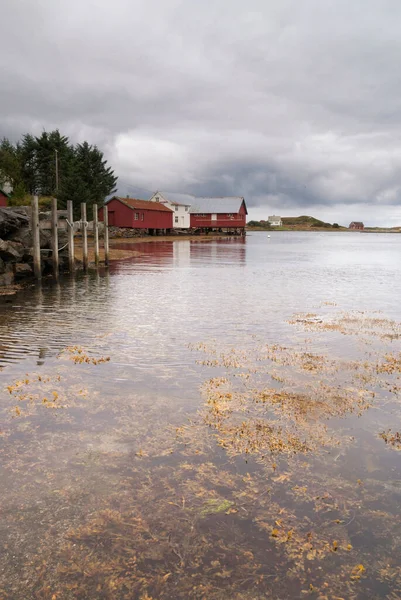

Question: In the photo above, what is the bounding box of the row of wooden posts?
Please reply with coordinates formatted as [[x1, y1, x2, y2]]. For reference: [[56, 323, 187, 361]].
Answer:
[[31, 196, 110, 281]]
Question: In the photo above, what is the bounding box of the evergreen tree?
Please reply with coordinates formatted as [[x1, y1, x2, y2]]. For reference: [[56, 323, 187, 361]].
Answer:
[[19, 134, 38, 194], [1, 129, 118, 215], [0, 138, 21, 188]]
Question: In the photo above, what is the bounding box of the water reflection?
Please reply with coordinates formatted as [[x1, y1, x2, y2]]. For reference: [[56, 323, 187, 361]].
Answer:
[[0, 233, 401, 598]]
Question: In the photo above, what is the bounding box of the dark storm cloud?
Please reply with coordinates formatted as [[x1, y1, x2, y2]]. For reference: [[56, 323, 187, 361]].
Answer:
[[2, 0, 401, 224]]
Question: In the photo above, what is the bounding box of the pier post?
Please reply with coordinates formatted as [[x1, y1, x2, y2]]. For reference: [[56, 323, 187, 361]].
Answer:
[[104, 204, 109, 265], [81, 202, 88, 271], [51, 197, 59, 280], [67, 200, 75, 272], [93, 204, 99, 266], [31, 195, 41, 280]]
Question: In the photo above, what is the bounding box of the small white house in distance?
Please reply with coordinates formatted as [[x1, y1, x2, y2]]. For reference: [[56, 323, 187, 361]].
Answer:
[[268, 215, 282, 227], [149, 191, 193, 229]]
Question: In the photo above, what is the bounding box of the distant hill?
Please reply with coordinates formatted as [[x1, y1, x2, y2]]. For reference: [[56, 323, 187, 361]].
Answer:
[[247, 216, 342, 230], [281, 216, 340, 229]]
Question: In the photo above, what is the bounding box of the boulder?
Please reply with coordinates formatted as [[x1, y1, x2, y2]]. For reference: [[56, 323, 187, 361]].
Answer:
[[10, 227, 52, 249], [0, 270, 14, 286], [14, 263, 33, 278], [0, 239, 24, 262], [0, 208, 30, 238], [0, 261, 14, 285]]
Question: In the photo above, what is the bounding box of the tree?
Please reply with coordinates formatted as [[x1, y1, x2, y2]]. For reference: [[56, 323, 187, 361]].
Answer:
[[0, 129, 118, 216], [19, 134, 38, 194], [58, 141, 117, 218], [34, 130, 74, 196], [0, 138, 21, 189]]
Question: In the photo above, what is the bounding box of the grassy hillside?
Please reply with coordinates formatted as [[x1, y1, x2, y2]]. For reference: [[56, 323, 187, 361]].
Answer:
[[247, 216, 342, 230], [281, 216, 339, 228]]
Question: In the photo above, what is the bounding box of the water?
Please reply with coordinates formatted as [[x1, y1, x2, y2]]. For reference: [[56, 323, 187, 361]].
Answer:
[[0, 231, 401, 599]]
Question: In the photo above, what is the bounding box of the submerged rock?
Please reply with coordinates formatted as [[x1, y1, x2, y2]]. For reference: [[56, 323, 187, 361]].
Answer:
[[14, 263, 33, 278]]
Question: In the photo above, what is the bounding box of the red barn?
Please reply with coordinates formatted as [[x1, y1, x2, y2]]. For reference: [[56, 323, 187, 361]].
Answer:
[[99, 197, 173, 231], [189, 197, 248, 231], [0, 189, 9, 207], [349, 221, 364, 230]]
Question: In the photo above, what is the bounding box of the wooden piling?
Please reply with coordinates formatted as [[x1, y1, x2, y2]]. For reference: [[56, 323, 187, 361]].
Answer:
[[104, 204, 109, 265], [81, 203, 88, 271], [93, 204, 99, 266], [51, 197, 59, 280], [32, 195, 41, 280], [67, 200, 75, 272]]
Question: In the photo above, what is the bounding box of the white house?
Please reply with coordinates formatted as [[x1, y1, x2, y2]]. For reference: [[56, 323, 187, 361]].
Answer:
[[149, 191, 193, 229], [268, 215, 282, 227]]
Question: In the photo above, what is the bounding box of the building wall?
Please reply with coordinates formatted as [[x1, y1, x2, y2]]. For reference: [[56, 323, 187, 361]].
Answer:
[[99, 199, 172, 229], [0, 192, 8, 207], [190, 202, 247, 229], [150, 193, 190, 228]]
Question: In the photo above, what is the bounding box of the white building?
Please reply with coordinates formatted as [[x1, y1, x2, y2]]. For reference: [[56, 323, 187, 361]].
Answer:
[[268, 215, 282, 227], [149, 191, 193, 229]]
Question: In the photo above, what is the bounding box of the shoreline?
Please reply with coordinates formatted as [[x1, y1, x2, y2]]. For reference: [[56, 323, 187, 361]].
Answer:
[[247, 227, 401, 233]]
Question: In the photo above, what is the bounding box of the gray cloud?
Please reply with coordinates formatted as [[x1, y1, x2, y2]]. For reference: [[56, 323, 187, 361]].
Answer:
[[1, 0, 401, 225]]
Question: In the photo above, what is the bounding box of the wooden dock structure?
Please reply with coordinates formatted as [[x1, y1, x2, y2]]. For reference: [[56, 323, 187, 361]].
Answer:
[[31, 196, 110, 280]]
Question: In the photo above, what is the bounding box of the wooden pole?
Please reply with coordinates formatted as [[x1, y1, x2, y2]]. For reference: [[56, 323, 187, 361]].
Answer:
[[81, 202, 88, 271], [104, 204, 109, 265], [31, 195, 41, 280], [93, 203, 99, 266], [67, 200, 75, 272], [51, 197, 59, 280]]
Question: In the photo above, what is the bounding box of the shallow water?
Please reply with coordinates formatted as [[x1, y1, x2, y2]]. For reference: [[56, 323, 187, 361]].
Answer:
[[1, 231, 401, 599]]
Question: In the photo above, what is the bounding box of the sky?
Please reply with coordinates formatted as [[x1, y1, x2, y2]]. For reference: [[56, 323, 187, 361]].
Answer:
[[1, 0, 401, 226]]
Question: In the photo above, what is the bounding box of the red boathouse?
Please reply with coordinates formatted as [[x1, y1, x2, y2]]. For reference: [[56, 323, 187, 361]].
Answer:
[[99, 197, 173, 231], [349, 221, 364, 231], [189, 197, 247, 232]]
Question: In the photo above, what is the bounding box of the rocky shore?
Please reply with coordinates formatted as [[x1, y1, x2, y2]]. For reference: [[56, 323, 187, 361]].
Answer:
[[0, 207, 70, 286]]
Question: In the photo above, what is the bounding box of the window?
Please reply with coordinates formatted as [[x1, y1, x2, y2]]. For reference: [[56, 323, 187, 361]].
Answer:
[[227, 213, 233, 217], [195, 213, 206, 217], [141, 213, 144, 221], [175, 206, 179, 211], [175, 216, 179, 223], [185, 206, 188, 211], [134, 213, 139, 220], [155, 197, 159, 202]]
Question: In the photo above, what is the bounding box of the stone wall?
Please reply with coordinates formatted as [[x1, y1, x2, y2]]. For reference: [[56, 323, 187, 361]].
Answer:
[[0, 207, 69, 286]]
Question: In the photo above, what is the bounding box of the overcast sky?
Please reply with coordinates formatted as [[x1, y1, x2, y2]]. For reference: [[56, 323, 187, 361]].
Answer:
[[1, 0, 401, 225]]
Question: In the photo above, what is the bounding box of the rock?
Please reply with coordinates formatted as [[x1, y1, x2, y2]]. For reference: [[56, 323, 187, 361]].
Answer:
[[0, 262, 14, 285], [0, 208, 30, 238], [14, 263, 33, 278], [0, 239, 24, 262], [10, 227, 52, 249], [0, 271, 14, 286]]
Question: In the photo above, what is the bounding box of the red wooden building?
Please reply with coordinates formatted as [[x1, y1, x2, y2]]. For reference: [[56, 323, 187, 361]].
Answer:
[[0, 189, 9, 207], [99, 197, 173, 231], [189, 197, 247, 231], [349, 221, 364, 230]]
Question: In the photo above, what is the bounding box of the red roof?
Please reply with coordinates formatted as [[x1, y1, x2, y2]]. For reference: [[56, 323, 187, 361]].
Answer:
[[111, 197, 173, 212]]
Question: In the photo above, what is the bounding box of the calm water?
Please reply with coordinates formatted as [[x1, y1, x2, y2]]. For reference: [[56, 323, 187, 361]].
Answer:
[[0, 231, 401, 599]]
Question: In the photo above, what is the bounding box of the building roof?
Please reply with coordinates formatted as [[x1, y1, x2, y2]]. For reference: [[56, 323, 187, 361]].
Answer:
[[268, 215, 281, 220], [0, 188, 10, 198], [189, 197, 246, 214], [154, 191, 195, 206], [110, 196, 173, 212], [350, 221, 364, 226]]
